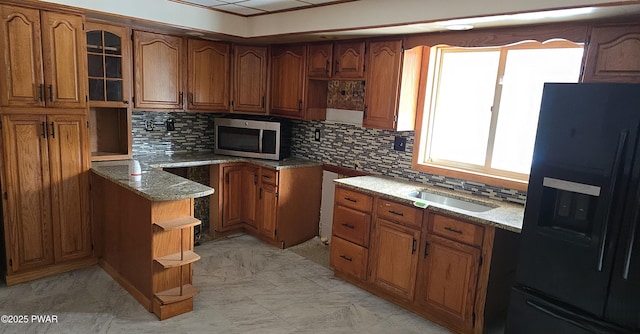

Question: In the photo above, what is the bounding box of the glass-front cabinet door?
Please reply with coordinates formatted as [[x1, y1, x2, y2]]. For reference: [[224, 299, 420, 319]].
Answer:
[[86, 23, 130, 107]]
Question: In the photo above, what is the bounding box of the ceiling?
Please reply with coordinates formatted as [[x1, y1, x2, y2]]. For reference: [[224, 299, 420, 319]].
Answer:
[[171, 0, 353, 16]]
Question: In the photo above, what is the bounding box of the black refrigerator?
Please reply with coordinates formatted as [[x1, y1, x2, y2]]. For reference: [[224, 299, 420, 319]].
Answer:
[[505, 83, 640, 334]]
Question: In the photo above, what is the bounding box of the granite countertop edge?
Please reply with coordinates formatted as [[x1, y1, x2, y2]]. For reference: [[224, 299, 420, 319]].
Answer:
[[334, 176, 524, 233], [91, 153, 322, 201]]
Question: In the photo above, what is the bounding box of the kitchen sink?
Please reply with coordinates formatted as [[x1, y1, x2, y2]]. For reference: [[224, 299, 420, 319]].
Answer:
[[407, 189, 497, 212]]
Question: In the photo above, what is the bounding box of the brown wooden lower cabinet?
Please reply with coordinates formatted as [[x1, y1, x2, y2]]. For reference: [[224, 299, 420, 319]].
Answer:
[[211, 162, 322, 248], [330, 185, 519, 334]]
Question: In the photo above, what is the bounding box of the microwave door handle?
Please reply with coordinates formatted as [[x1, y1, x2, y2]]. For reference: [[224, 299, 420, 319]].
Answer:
[[258, 129, 264, 153]]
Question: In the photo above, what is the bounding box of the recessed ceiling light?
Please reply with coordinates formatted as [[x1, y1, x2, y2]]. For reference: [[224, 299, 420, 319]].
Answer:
[[444, 24, 474, 31]]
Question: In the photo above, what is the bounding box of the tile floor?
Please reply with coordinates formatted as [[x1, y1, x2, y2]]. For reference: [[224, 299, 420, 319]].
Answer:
[[0, 234, 452, 334]]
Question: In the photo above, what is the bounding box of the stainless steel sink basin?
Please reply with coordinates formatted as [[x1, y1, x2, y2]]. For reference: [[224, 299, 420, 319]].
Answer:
[[407, 190, 497, 213]]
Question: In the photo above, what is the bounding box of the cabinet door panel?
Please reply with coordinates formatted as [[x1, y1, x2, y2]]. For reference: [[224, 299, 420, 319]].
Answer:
[[2, 115, 53, 272], [233, 45, 267, 113], [363, 40, 402, 129], [308, 43, 332, 78], [242, 165, 259, 228], [188, 39, 229, 111], [259, 183, 278, 239], [369, 218, 420, 301], [582, 25, 640, 83], [0, 5, 44, 107], [415, 234, 481, 333], [222, 165, 244, 230], [134, 31, 183, 109], [334, 41, 364, 79], [47, 115, 91, 262], [41, 11, 87, 108], [270, 45, 306, 118]]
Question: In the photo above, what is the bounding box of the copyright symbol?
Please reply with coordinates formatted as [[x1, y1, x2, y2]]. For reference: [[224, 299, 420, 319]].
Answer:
[[1, 315, 8, 323]]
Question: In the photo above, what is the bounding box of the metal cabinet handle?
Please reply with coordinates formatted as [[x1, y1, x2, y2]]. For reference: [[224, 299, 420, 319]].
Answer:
[[344, 197, 357, 203], [389, 210, 404, 217], [38, 84, 44, 102], [298, 100, 302, 111], [341, 223, 355, 229], [411, 238, 417, 254], [334, 60, 339, 74], [190, 92, 194, 105], [50, 122, 55, 138], [41, 122, 47, 138], [424, 241, 429, 258], [48, 85, 53, 102], [444, 226, 463, 234], [339, 255, 352, 262]]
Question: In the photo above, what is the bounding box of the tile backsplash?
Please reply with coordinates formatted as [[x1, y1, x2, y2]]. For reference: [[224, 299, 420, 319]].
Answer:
[[131, 110, 526, 204], [291, 120, 527, 204], [132, 111, 215, 155]]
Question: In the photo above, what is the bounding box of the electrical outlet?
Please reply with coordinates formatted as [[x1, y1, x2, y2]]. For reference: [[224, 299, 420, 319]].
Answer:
[[314, 128, 321, 141], [394, 136, 406, 151], [166, 118, 175, 131], [144, 120, 154, 131]]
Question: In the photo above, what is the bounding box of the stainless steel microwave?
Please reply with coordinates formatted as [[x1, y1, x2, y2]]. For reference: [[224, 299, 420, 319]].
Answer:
[[214, 117, 291, 160]]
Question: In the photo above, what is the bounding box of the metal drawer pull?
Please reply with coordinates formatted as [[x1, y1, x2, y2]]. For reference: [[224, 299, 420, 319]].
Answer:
[[411, 238, 417, 254], [341, 223, 355, 229], [389, 210, 404, 217], [444, 226, 463, 234], [263, 175, 272, 179], [339, 255, 352, 262], [424, 241, 430, 258], [344, 197, 357, 203]]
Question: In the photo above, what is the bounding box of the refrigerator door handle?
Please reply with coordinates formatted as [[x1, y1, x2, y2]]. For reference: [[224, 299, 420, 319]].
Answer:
[[623, 194, 639, 280], [526, 299, 622, 334], [597, 131, 628, 272]]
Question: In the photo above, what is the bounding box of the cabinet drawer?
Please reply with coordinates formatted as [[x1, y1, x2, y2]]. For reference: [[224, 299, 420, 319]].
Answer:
[[429, 214, 484, 247], [333, 205, 371, 247], [335, 187, 373, 212], [330, 236, 368, 281], [376, 199, 422, 228], [261, 169, 278, 186]]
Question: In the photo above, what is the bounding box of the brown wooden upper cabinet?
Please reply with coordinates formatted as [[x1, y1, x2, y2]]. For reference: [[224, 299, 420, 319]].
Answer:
[[232, 45, 268, 114], [363, 40, 423, 131], [0, 5, 87, 109], [582, 24, 640, 83], [86, 22, 131, 107], [187, 39, 230, 111], [133, 30, 184, 110], [270, 44, 307, 118], [308, 41, 365, 79]]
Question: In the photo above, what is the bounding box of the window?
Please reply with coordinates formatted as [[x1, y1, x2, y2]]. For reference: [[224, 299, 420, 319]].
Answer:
[[414, 41, 584, 189]]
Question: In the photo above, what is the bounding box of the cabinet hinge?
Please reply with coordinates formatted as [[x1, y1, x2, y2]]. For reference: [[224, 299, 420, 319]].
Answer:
[[275, 192, 279, 198], [131, 34, 134, 41], [393, 115, 398, 123], [3, 192, 7, 200], [86, 121, 89, 128], [401, 44, 405, 53], [8, 259, 12, 267], [132, 96, 136, 103], [85, 95, 88, 102], [82, 23, 85, 31], [231, 100, 234, 107], [274, 229, 277, 236], [472, 312, 476, 326]]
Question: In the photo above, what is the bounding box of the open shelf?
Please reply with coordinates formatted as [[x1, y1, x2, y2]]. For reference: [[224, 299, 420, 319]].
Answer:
[[155, 284, 199, 304], [153, 216, 201, 231], [154, 250, 201, 268]]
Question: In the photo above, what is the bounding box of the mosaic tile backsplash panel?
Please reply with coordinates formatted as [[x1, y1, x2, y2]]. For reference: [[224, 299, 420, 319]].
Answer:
[[132, 111, 215, 155], [291, 120, 527, 204], [131, 110, 526, 204]]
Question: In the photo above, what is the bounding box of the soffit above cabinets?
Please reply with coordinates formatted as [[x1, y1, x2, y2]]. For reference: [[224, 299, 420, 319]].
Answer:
[[172, 0, 350, 16]]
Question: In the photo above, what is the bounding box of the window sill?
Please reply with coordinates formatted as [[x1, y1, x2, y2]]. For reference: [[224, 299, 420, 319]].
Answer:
[[411, 161, 529, 192]]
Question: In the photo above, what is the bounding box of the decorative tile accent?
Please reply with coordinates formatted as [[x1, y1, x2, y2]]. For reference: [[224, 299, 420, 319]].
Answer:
[[291, 120, 527, 204], [327, 80, 365, 110], [132, 111, 216, 155]]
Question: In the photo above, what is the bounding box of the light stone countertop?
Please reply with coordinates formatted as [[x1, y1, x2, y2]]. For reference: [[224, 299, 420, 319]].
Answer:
[[91, 153, 322, 201], [334, 175, 524, 233]]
